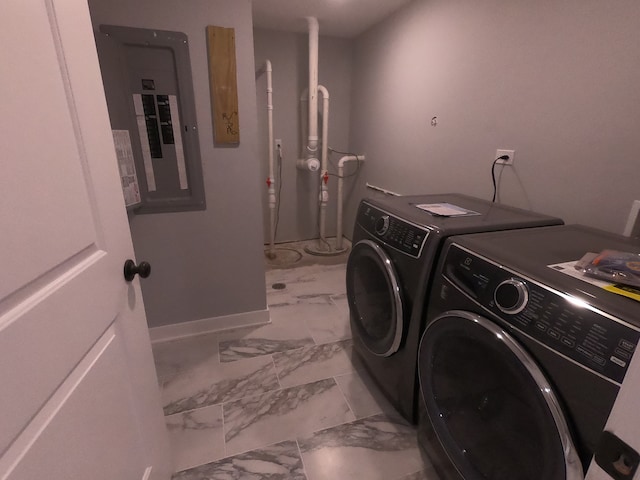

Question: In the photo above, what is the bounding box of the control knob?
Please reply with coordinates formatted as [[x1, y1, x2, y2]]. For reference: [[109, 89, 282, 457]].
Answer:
[[494, 278, 528, 314], [375, 215, 390, 236]]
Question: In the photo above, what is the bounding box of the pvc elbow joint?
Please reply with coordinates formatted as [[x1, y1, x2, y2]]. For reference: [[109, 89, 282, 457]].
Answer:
[[306, 139, 319, 154]]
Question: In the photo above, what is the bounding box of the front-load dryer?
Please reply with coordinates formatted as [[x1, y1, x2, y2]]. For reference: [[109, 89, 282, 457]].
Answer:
[[418, 225, 640, 479], [346, 193, 563, 423]]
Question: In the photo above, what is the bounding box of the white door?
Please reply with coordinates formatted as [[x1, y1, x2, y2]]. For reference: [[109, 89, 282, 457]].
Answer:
[[0, 2, 171, 479]]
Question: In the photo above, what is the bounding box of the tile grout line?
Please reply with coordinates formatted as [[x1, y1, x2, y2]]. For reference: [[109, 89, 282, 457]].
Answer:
[[295, 438, 311, 480], [218, 437, 298, 462], [333, 374, 358, 420], [270, 353, 283, 390], [221, 396, 228, 461]]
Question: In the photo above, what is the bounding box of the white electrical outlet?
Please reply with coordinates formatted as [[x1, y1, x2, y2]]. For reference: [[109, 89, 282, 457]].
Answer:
[[275, 139, 282, 150], [495, 149, 515, 165]]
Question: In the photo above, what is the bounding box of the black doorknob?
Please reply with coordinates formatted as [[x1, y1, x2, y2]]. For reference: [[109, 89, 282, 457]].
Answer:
[[123, 259, 151, 282]]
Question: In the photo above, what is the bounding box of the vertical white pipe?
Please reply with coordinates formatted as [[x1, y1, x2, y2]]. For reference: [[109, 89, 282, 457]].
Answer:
[[317, 85, 330, 245], [319, 202, 327, 248], [306, 17, 319, 159], [317, 85, 330, 174], [260, 60, 276, 256], [268, 65, 276, 254], [297, 88, 320, 171], [269, 202, 276, 256], [266, 60, 274, 182], [337, 163, 345, 250], [299, 88, 308, 159], [336, 155, 365, 250]]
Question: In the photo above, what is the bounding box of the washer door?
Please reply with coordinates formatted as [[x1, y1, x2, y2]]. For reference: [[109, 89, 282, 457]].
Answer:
[[418, 310, 583, 480], [346, 240, 404, 357]]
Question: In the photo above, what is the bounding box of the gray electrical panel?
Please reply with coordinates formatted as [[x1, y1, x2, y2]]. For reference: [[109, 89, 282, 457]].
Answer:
[[95, 25, 206, 214]]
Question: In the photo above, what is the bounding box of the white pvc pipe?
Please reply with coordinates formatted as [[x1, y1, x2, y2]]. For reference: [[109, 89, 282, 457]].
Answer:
[[266, 60, 276, 255], [306, 17, 319, 161], [337, 155, 365, 250], [317, 85, 330, 245], [317, 85, 330, 174], [265, 60, 274, 183], [258, 60, 276, 256], [296, 89, 319, 171], [299, 89, 308, 158]]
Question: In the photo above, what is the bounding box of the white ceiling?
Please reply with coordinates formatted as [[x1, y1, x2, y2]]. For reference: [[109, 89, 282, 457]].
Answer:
[[251, 0, 413, 38]]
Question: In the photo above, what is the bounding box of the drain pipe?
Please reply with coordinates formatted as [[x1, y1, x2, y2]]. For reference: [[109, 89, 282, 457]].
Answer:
[[304, 17, 320, 171], [299, 89, 307, 159], [296, 89, 319, 171], [336, 155, 365, 251], [257, 60, 277, 258], [266, 60, 276, 258], [317, 85, 330, 247], [298, 84, 331, 248]]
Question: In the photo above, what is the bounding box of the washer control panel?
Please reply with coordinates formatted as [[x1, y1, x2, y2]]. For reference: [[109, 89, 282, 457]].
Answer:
[[443, 244, 640, 384], [357, 202, 429, 258]]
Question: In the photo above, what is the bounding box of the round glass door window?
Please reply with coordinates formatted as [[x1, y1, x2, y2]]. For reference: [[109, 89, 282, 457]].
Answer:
[[346, 240, 404, 357], [418, 311, 583, 480]]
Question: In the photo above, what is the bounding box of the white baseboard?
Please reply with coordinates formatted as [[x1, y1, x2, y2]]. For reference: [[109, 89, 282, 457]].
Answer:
[[149, 309, 270, 343]]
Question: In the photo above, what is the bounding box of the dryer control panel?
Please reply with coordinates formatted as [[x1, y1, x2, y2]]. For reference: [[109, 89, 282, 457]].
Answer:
[[357, 202, 429, 258], [443, 244, 640, 384]]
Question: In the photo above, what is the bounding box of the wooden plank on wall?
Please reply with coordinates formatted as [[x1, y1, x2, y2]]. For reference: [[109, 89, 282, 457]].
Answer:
[[206, 26, 239, 145]]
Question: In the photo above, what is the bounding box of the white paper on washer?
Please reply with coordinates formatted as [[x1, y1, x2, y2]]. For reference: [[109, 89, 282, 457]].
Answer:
[[547, 260, 611, 288], [415, 203, 480, 217]]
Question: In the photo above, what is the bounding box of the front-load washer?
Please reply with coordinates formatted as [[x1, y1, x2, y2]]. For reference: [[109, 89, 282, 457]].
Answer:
[[418, 225, 640, 479], [346, 193, 563, 423]]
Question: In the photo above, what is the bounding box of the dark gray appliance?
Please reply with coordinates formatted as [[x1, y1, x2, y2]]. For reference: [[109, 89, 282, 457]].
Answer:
[[418, 225, 640, 479], [346, 193, 563, 423]]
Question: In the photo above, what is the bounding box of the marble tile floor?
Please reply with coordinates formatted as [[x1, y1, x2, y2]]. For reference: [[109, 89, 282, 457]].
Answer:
[[152, 262, 439, 479]]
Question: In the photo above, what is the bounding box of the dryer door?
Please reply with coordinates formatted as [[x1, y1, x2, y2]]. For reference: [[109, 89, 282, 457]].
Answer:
[[346, 240, 403, 357], [418, 310, 583, 480]]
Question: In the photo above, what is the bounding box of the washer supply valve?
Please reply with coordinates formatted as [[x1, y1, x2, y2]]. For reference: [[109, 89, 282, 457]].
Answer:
[[266, 177, 276, 207]]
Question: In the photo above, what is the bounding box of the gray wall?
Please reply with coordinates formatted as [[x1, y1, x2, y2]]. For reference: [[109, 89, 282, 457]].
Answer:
[[348, 0, 640, 235], [253, 29, 355, 243], [89, 0, 267, 327]]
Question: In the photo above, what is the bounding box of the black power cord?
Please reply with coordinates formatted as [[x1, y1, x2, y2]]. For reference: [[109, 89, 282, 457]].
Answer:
[[491, 154, 510, 203], [327, 147, 362, 178]]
